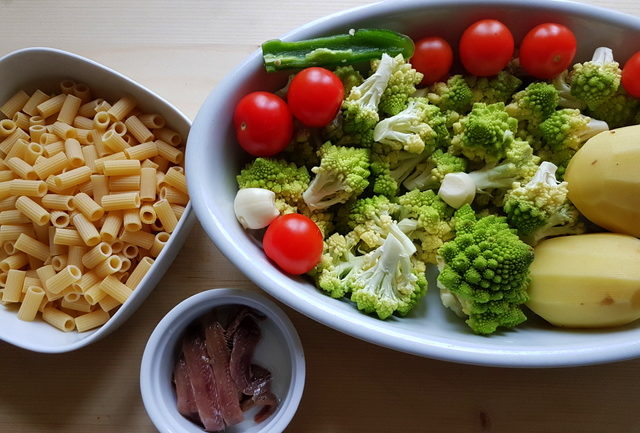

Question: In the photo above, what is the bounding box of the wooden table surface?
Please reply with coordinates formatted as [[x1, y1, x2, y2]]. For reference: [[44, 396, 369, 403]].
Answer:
[[2, 1, 640, 432]]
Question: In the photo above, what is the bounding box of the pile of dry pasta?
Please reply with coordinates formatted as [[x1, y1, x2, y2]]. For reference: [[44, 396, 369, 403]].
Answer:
[[0, 80, 188, 332]]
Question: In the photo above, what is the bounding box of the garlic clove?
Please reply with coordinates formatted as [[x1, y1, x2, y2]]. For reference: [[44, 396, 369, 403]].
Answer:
[[234, 188, 280, 230]]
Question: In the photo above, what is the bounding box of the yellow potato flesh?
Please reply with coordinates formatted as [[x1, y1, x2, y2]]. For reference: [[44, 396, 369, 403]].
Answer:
[[527, 233, 640, 328], [565, 125, 640, 237]]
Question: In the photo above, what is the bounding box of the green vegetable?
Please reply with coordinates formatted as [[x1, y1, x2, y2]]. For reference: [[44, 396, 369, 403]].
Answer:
[[466, 71, 522, 105], [505, 82, 559, 134], [426, 74, 473, 114], [569, 47, 621, 111], [588, 87, 639, 129], [403, 149, 469, 191], [371, 55, 423, 116], [503, 161, 585, 245], [261, 28, 415, 72], [369, 149, 429, 198], [302, 142, 370, 210], [373, 97, 437, 154], [437, 205, 534, 335]]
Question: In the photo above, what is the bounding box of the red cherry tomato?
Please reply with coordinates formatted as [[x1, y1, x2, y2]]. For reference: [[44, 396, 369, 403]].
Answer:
[[287, 67, 344, 127], [459, 19, 515, 76], [233, 91, 293, 157], [519, 23, 577, 79], [622, 51, 640, 98], [263, 214, 323, 275], [411, 37, 454, 85]]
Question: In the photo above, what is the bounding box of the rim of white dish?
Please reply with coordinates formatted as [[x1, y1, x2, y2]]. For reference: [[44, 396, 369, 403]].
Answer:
[[0, 46, 194, 353], [186, 0, 640, 368], [140, 288, 306, 433]]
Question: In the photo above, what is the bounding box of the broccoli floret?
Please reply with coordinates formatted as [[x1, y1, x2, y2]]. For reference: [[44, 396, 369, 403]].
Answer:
[[436, 205, 534, 335], [427, 75, 474, 114], [588, 87, 639, 129], [449, 102, 519, 165], [302, 142, 370, 210], [280, 127, 322, 169], [506, 82, 559, 134], [323, 113, 375, 148], [570, 47, 621, 111], [333, 65, 364, 95], [538, 108, 609, 177], [466, 71, 522, 105], [336, 195, 400, 249], [373, 97, 437, 154], [371, 55, 423, 116], [503, 162, 585, 245], [403, 149, 469, 191], [310, 231, 361, 299], [348, 227, 427, 319], [552, 70, 586, 110], [237, 158, 310, 209], [395, 189, 455, 264], [369, 149, 429, 197], [341, 53, 405, 133]]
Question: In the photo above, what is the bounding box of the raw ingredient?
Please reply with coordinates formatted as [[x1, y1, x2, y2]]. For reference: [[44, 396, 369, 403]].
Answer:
[[173, 306, 278, 431], [459, 19, 514, 76], [287, 67, 344, 127], [233, 188, 280, 230], [565, 125, 640, 237], [518, 23, 577, 79], [261, 28, 415, 72], [411, 36, 453, 85], [527, 233, 640, 327]]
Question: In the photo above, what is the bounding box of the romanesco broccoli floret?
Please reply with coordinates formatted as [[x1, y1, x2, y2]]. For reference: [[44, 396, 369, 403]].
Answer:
[[369, 149, 429, 197], [333, 65, 364, 95], [348, 227, 427, 319], [466, 71, 522, 105], [371, 55, 423, 116], [570, 47, 621, 111], [280, 127, 322, 169], [394, 189, 455, 264], [237, 158, 310, 210], [324, 113, 375, 148], [373, 97, 437, 154], [506, 82, 559, 134], [588, 87, 639, 129], [403, 149, 469, 191], [427, 75, 473, 114], [302, 142, 370, 210], [552, 70, 585, 110], [503, 162, 585, 245], [436, 205, 534, 335], [310, 231, 361, 299], [341, 53, 405, 133], [336, 195, 400, 249], [449, 102, 519, 165]]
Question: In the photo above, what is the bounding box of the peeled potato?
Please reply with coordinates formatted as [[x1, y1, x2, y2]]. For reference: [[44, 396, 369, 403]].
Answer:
[[565, 125, 640, 237], [527, 233, 640, 328]]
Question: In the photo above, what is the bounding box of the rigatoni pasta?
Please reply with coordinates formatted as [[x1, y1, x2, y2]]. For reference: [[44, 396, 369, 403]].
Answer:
[[0, 81, 188, 333]]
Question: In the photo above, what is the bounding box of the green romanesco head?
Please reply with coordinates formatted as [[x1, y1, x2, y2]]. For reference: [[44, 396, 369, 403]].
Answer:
[[570, 50, 621, 111], [336, 195, 400, 249], [437, 205, 534, 335], [236, 158, 310, 208], [450, 102, 519, 165], [467, 71, 522, 105], [333, 65, 364, 95], [324, 113, 375, 148], [403, 149, 469, 191], [311, 231, 361, 299], [539, 108, 609, 152], [302, 142, 370, 210], [371, 55, 423, 116], [427, 74, 473, 114], [588, 88, 639, 129], [395, 189, 455, 264], [280, 127, 322, 169], [373, 97, 437, 154], [369, 149, 429, 198], [506, 82, 559, 132]]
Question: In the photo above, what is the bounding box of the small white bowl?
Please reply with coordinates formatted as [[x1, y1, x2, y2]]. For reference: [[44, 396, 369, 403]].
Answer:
[[186, 0, 640, 367], [140, 288, 305, 433], [0, 47, 196, 353]]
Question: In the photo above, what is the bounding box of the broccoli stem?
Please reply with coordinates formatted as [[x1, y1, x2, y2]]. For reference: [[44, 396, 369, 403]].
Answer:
[[261, 28, 415, 72], [592, 47, 614, 65], [303, 175, 348, 210], [580, 117, 609, 141]]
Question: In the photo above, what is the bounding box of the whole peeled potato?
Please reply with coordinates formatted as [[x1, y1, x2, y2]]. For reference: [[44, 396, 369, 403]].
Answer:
[[527, 233, 640, 328], [565, 125, 640, 237]]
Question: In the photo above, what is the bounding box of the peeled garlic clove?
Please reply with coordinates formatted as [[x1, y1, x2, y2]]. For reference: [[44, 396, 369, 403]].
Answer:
[[234, 188, 280, 229], [438, 172, 476, 209]]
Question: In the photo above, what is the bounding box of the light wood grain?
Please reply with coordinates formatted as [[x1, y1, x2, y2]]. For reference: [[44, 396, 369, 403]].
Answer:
[[1, 1, 640, 432]]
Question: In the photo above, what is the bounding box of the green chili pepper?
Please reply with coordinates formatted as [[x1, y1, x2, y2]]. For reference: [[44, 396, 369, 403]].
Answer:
[[261, 28, 415, 72]]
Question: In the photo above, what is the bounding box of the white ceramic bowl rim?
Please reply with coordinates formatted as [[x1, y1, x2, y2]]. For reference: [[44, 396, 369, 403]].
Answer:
[[140, 288, 306, 433], [187, 0, 640, 368], [0, 47, 195, 353]]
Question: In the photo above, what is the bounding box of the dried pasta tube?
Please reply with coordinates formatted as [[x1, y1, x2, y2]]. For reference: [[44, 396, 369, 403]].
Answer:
[[156, 140, 183, 163], [0, 209, 30, 225], [46, 265, 81, 294], [1, 90, 29, 118], [22, 90, 50, 116], [72, 83, 92, 101], [73, 115, 94, 130], [0, 128, 29, 154], [107, 95, 136, 121], [29, 125, 46, 143], [42, 193, 75, 211], [57, 94, 82, 125], [16, 196, 50, 225], [123, 208, 142, 232], [101, 192, 140, 211], [50, 210, 70, 228], [6, 157, 37, 180], [102, 129, 130, 152], [73, 192, 104, 221], [2, 269, 26, 302], [62, 296, 92, 313], [0, 253, 29, 272], [34, 152, 69, 179], [108, 175, 140, 191], [99, 274, 132, 304], [94, 152, 126, 173], [124, 141, 158, 161], [36, 265, 56, 292], [103, 159, 140, 176], [42, 306, 75, 331], [24, 143, 44, 165], [82, 242, 112, 269], [98, 295, 120, 312], [125, 256, 153, 289], [153, 199, 178, 233], [72, 213, 100, 246], [12, 112, 29, 131], [164, 166, 188, 194], [93, 111, 111, 130], [94, 255, 122, 278], [76, 270, 100, 293], [75, 309, 110, 332], [138, 113, 165, 129], [14, 233, 50, 261], [52, 166, 91, 190], [109, 240, 124, 254], [154, 128, 182, 147], [139, 167, 156, 201], [5, 138, 29, 161], [121, 244, 139, 259], [84, 283, 107, 305], [59, 80, 76, 94], [67, 245, 87, 272], [0, 119, 17, 137], [124, 115, 154, 143], [150, 232, 170, 257], [53, 228, 84, 247], [139, 204, 156, 224], [51, 121, 77, 139], [18, 286, 46, 321], [64, 138, 84, 167], [120, 230, 154, 250], [99, 211, 122, 242], [160, 186, 189, 206]]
